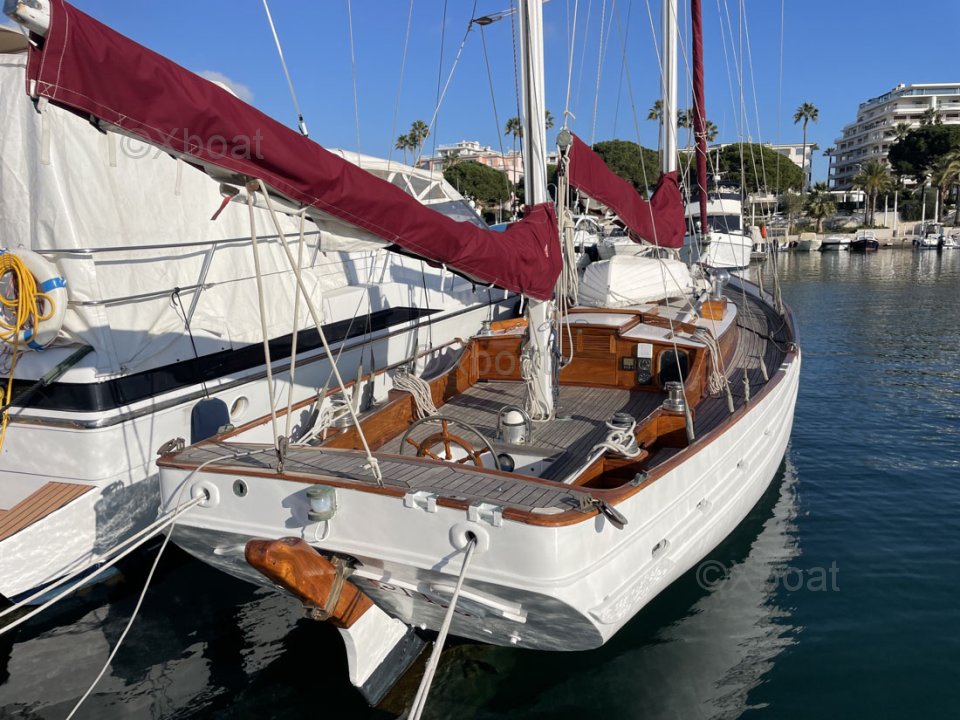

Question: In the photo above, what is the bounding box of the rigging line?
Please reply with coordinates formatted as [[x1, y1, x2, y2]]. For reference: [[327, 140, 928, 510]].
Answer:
[[611, 0, 632, 137], [563, 0, 580, 125], [346, 0, 362, 156], [422, 0, 478, 168], [479, 25, 508, 161], [256, 181, 383, 485], [261, 0, 309, 137], [170, 288, 208, 399], [589, 0, 609, 145], [572, 0, 593, 126], [741, 7, 769, 203], [509, 0, 522, 125], [426, 0, 450, 173], [775, 0, 784, 196], [387, 0, 416, 171], [284, 210, 309, 441], [246, 192, 281, 450]]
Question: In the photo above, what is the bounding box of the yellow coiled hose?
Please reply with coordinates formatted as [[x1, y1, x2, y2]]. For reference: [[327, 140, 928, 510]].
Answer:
[[1, 252, 55, 450]]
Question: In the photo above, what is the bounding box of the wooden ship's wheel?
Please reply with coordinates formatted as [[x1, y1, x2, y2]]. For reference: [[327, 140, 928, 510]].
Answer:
[[399, 416, 501, 470]]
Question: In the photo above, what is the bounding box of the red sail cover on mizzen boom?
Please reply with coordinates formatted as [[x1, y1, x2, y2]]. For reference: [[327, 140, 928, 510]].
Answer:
[[567, 134, 686, 248], [24, 0, 561, 300]]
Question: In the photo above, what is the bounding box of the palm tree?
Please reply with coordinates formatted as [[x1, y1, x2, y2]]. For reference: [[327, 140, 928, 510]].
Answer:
[[504, 116, 523, 190], [793, 102, 819, 193], [647, 100, 663, 123], [395, 134, 413, 164], [919, 107, 943, 126], [853, 159, 893, 226], [408, 119, 430, 162], [544, 110, 555, 131], [932, 150, 960, 226], [805, 182, 836, 233], [705, 120, 718, 142], [893, 122, 912, 141]]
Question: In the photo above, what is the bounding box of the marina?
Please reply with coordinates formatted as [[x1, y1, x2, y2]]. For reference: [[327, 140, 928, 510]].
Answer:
[[2, 247, 958, 717], [1, 0, 959, 717]]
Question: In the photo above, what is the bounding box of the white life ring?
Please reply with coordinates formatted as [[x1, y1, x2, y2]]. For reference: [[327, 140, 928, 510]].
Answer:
[[0, 248, 68, 351]]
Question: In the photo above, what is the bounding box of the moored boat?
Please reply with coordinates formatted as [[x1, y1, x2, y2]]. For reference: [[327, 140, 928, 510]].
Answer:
[[820, 234, 851, 251], [8, 0, 801, 711], [850, 231, 880, 252], [0, 16, 512, 605]]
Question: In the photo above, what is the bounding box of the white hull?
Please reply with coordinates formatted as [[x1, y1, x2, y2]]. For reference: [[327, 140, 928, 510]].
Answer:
[[682, 231, 752, 269], [159, 295, 800, 652], [796, 237, 821, 252], [820, 236, 850, 251]]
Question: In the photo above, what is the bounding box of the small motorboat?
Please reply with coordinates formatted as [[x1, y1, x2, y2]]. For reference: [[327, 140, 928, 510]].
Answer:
[[795, 233, 821, 252], [938, 234, 959, 250], [819, 235, 851, 251], [850, 231, 879, 253]]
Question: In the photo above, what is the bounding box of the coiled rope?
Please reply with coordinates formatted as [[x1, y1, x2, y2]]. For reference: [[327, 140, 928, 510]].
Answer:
[[393, 369, 437, 419], [590, 417, 642, 458], [0, 252, 55, 450]]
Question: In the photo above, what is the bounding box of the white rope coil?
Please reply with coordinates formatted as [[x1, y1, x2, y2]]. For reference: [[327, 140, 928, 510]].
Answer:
[[591, 417, 642, 458], [393, 369, 437, 419], [695, 326, 729, 397]]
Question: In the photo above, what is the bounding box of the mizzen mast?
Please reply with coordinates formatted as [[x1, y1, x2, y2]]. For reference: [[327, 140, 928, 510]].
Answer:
[[691, 0, 709, 235]]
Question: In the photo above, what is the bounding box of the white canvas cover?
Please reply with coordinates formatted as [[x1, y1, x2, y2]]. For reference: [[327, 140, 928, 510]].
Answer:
[[578, 255, 698, 308], [0, 49, 475, 375]]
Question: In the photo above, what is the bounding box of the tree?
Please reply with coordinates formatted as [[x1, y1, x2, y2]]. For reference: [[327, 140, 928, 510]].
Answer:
[[932, 150, 960, 226], [919, 107, 944, 126], [442, 161, 510, 212], [705, 120, 719, 142], [793, 102, 819, 193], [545, 110, 555, 131], [647, 100, 663, 122], [853, 159, 893, 226], [591, 139, 661, 193], [395, 134, 413, 164], [408, 119, 430, 161], [805, 182, 836, 233], [780, 192, 805, 235], [894, 122, 912, 141], [888, 124, 960, 183], [714, 143, 804, 193], [504, 116, 523, 188]]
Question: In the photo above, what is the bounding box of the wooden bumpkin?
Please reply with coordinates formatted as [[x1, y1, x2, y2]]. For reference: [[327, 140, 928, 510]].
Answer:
[[245, 537, 423, 702], [245, 537, 372, 627]]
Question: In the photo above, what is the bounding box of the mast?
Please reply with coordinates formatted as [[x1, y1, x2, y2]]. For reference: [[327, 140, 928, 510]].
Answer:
[[518, 0, 555, 421], [660, 0, 679, 175], [691, 0, 709, 234]]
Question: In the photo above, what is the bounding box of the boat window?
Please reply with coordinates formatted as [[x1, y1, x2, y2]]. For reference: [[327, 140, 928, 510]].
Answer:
[[705, 214, 741, 233], [658, 349, 689, 387]]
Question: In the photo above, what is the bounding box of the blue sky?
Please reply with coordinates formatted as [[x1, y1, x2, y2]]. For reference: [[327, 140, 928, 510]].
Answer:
[[29, 1, 960, 182]]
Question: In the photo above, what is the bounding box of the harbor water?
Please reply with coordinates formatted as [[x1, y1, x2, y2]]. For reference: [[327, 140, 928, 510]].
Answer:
[[2, 247, 959, 719]]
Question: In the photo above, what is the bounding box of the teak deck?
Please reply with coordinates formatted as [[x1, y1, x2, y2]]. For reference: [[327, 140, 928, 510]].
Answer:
[[162, 289, 795, 524], [0, 482, 91, 542]]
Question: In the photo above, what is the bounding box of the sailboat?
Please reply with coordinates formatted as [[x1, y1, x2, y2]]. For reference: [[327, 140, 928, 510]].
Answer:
[[7, 0, 800, 708], [0, 11, 513, 605]]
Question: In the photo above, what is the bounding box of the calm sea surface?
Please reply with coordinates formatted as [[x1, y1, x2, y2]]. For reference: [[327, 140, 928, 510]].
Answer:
[[2, 248, 960, 719]]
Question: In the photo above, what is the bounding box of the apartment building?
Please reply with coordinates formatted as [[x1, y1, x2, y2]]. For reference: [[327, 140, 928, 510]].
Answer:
[[828, 83, 960, 190]]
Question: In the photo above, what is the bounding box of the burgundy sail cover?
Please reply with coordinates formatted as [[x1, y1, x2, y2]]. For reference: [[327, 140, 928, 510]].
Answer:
[[567, 134, 686, 248], [25, 0, 561, 300]]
